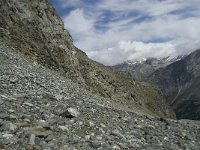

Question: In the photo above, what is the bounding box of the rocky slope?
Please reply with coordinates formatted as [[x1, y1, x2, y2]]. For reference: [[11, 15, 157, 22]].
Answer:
[[0, 39, 200, 150], [147, 50, 200, 120], [0, 0, 175, 118]]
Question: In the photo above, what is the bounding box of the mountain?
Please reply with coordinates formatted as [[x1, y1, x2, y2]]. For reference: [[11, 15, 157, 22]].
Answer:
[[0, 0, 174, 118], [147, 50, 200, 120], [113, 51, 200, 120], [0, 0, 200, 149], [113, 56, 185, 81]]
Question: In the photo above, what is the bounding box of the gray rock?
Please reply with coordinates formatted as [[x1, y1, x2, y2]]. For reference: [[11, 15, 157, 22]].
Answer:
[[58, 125, 68, 131], [2, 134, 13, 138], [0, 99, 4, 105], [90, 141, 102, 149], [85, 135, 91, 140], [28, 134, 36, 145], [0, 113, 9, 119], [22, 102, 34, 107], [111, 130, 125, 139], [28, 127, 48, 138], [2, 122, 17, 131], [45, 134, 54, 142], [37, 120, 50, 129], [60, 108, 80, 119], [112, 144, 121, 150]]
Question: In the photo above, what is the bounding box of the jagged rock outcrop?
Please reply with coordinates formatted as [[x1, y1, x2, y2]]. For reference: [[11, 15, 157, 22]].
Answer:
[[0, 0, 82, 81], [0, 0, 175, 117]]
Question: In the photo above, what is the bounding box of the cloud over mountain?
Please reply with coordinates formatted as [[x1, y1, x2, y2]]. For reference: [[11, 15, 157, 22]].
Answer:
[[51, 0, 200, 65]]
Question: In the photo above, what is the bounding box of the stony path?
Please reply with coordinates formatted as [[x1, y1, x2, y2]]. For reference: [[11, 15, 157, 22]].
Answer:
[[0, 42, 200, 150]]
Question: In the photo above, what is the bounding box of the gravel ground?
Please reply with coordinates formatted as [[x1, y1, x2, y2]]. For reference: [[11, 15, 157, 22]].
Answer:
[[0, 42, 200, 150]]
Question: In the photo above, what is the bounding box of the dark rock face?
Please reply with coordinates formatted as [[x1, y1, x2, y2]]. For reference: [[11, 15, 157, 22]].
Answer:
[[0, 0, 175, 118]]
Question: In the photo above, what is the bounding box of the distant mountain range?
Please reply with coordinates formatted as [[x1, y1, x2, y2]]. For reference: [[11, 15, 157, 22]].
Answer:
[[113, 51, 200, 120], [113, 55, 185, 81]]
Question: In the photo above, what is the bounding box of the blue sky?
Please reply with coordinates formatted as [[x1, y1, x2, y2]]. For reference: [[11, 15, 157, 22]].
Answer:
[[50, 0, 200, 65]]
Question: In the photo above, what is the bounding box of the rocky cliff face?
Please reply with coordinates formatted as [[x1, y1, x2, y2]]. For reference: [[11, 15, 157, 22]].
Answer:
[[0, 0, 175, 118], [0, 0, 82, 81]]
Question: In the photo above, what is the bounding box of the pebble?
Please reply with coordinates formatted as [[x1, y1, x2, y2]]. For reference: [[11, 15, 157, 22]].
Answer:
[[4, 122, 17, 131], [85, 135, 91, 140], [28, 127, 48, 138], [60, 108, 80, 119], [89, 121, 95, 127], [24, 118, 31, 123], [0, 119, 3, 125], [28, 134, 36, 145], [111, 130, 125, 139], [0, 113, 9, 119], [3, 134, 13, 138], [23, 102, 34, 107], [8, 109, 15, 113], [0, 99, 4, 105], [38, 120, 50, 129], [100, 123, 106, 128], [90, 141, 101, 148], [58, 125, 68, 131], [96, 136, 103, 140], [9, 115, 17, 119], [45, 134, 54, 142], [112, 144, 121, 150], [67, 108, 80, 117]]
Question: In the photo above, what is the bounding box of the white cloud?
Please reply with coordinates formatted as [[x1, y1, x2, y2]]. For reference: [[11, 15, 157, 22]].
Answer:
[[89, 41, 177, 66], [97, 0, 189, 17], [63, 9, 95, 38], [59, 0, 200, 65]]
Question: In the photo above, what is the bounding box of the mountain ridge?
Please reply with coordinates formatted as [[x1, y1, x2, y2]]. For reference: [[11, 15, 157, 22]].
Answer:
[[112, 56, 185, 81], [113, 49, 200, 120], [147, 49, 200, 120]]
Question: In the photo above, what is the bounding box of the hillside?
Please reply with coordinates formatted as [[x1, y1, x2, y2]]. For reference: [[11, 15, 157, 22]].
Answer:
[[0, 0, 174, 118], [0, 35, 200, 150]]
